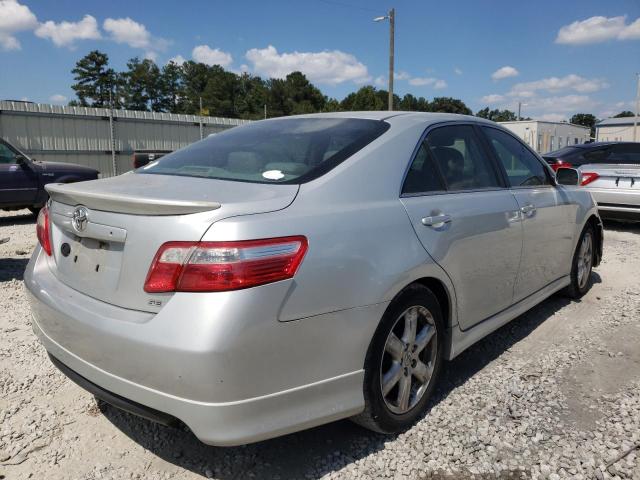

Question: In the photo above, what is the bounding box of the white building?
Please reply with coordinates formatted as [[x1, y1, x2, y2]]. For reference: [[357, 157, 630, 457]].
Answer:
[[595, 116, 640, 142], [498, 120, 591, 154]]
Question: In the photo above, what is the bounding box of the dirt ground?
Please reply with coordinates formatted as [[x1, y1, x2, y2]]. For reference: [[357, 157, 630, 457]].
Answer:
[[1, 209, 639, 480]]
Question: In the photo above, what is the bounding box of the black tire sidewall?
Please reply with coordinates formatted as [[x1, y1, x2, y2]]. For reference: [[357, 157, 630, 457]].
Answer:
[[362, 284, 444, 433]]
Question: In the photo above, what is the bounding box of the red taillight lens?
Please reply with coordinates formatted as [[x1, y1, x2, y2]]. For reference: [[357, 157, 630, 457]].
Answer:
[[550, 159, 572, 172], [36, 206, 52, 256], [580, 172, 600, 186], [144, 236, 308, 293]]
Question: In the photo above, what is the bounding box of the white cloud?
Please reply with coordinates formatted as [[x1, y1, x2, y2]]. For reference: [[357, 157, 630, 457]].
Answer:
[[192, 44, 233, 67], [373, 75, 386, 87], [434, 79, 447, 89], [481, 94, 505, 104], [509, 74, 608, 96], [454, 67, 463, 75], [394, 71, 411, 80], [619, 17, 640, 40], [491, 66, 519, 81], [245, 45, 369, 85], [49, 94, 67, 104], [167, 54, 185, 65], [538, 113, 567, 122], [0, 0, 38, 51], [556, 15, 640, 45], [104, 17, 149, 48], [35, 14, 100, 48]]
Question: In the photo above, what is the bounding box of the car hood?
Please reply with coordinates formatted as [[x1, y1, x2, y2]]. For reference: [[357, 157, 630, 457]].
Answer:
[[36, 160, 99, 174]]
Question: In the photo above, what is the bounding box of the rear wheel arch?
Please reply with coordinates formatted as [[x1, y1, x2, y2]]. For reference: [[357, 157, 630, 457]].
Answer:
[[584, 214, 603, 267]]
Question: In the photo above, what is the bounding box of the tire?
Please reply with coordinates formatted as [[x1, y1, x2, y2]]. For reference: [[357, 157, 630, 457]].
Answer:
[[28, 206, 41, 216], [563, 224, 595, 299], [351, 284, 444, 434]]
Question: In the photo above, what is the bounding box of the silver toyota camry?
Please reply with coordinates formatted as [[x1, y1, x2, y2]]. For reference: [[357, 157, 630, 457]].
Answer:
[[25, 112, 603, 446]]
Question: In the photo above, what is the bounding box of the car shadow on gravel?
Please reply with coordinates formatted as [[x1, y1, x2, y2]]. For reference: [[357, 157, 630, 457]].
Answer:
[[0, 212, 35, 227], [602, 219, 640, 233], [98, 283, 598, 480], [0, 258, 29, 281]]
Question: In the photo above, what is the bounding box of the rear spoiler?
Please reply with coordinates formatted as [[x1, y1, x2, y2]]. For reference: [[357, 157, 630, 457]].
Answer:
[[45, 183, 221, 216]]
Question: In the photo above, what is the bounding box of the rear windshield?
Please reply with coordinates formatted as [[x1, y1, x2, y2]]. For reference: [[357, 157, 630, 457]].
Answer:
[[137, 117, 389, 184]]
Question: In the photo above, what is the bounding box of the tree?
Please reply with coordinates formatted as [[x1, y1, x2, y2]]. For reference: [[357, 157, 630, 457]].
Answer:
[[613, 110, 635, 118], [71, 50, 120, 107], [476, 107, 517, 122], [570, 113, 597, 139], [340, 86, 385, 111], [427, 97, 472, 115], [122, 58, 163, 111], [159, 60, 184, 113]]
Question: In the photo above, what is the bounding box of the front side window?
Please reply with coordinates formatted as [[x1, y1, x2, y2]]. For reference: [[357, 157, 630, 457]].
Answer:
[[137, 118, 389, 184], [0, 142, 19, 165], [423, 125, 501, 191], [483, 127, 551, 187], [608, 144, 640, 165]]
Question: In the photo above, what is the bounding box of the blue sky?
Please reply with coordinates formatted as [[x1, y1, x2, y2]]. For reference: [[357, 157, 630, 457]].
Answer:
[[1, 0, 639, 120]]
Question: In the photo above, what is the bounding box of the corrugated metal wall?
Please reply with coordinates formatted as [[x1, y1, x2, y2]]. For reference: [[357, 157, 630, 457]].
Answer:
[[0, 101, 248, 176]]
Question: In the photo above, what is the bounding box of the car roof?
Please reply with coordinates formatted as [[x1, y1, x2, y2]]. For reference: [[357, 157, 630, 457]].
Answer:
[[281, 111, 498, 127]]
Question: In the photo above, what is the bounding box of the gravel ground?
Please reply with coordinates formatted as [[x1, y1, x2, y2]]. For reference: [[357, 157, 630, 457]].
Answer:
[[1, 208, 639, 480]]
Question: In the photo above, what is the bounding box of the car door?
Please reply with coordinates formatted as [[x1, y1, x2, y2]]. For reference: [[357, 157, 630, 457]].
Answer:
[[480, 126, 576, 302], [400, 123, 523, 330], [0, 140, 38, 206]]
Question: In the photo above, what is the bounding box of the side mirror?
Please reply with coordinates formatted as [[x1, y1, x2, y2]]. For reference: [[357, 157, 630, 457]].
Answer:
[[556, 167, 580, 186], [15, 154, 28, 165]]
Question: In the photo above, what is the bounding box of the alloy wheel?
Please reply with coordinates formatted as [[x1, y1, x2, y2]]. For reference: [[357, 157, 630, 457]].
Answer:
[[380, 305, 438, 415], [577, 232, 593, 290]]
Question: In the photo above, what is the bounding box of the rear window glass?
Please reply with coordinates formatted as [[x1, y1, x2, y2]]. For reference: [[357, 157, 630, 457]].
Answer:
[[137, 118, 389, 184]]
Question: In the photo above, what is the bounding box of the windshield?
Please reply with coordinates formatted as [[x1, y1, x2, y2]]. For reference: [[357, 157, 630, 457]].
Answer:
[[137, 117, 390, 184]]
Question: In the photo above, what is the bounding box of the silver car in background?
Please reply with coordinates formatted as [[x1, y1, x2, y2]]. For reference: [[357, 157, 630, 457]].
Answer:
[[25, 112, 603, 446], [545, 142, 640, 221]]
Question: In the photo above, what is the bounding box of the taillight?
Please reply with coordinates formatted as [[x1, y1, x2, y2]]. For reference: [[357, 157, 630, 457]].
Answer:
[[580, 172, 600, 186], [144, 236, 308, 293], [36, 206, 52, 256], [551, 159, 573, 171]]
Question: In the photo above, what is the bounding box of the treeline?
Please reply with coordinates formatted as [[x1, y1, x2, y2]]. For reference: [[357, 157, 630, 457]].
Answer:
[[69, 50, 480, 119], [69, 50, 630, 125]]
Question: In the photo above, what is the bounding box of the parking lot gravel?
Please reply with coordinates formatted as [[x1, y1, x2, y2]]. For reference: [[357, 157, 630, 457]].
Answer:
[[1, 208, 639, 480]]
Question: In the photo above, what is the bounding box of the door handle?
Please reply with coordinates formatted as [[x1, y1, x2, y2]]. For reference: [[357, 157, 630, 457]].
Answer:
[[520, 204, 536, 217], [421, 214, 452, 227]]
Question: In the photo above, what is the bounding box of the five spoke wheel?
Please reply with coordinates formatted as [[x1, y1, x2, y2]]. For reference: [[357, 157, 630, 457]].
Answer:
[[380, 305, 437, 414]]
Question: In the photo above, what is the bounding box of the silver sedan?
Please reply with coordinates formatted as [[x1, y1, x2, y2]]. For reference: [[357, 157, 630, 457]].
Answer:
[[25, 112, 603, 446]]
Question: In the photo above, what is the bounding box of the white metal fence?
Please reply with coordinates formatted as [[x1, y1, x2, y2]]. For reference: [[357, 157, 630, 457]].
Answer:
[[0, 101, 248, 176]]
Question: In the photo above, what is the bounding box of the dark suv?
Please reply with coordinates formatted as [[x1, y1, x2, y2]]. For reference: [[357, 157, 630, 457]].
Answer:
[[543, 142, 640, 171], [0, 138, 99, 214]]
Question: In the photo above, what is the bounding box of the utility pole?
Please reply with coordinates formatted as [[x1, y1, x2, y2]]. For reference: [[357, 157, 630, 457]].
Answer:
[[518, 102, 522, 121], [264, 104, 267, 119], [108, 89, 117, 176], [388, 8, 395, 111], [374, 8, 395, 111], [634, 73, 639, 142]]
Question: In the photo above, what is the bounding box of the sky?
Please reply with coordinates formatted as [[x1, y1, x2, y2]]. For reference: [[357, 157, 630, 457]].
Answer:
[[1, 0, 639, 121]]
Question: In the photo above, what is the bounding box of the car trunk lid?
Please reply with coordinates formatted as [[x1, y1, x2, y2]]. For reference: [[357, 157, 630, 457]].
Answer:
[[45, 173, 299, 312]]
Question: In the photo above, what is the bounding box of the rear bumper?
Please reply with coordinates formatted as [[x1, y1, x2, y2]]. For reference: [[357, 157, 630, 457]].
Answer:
[[587, 188, 640, 219], [25, 246, 383, 445]]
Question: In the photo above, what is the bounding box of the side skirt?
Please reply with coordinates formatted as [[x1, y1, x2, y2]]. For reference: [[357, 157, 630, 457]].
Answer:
[[446, 276, 570, 360]]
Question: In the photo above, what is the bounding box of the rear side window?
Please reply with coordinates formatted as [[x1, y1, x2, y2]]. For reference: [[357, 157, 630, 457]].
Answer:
[[582, 148, 610, 164], [402, 142, 445, 194], [483, 127, 551, 187], [137, 118, 389, 184], [422, 125, 501, 191]]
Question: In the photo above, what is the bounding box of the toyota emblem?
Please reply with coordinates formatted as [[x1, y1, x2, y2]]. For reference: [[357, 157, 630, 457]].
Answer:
[[72, 206, 89, 232]]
